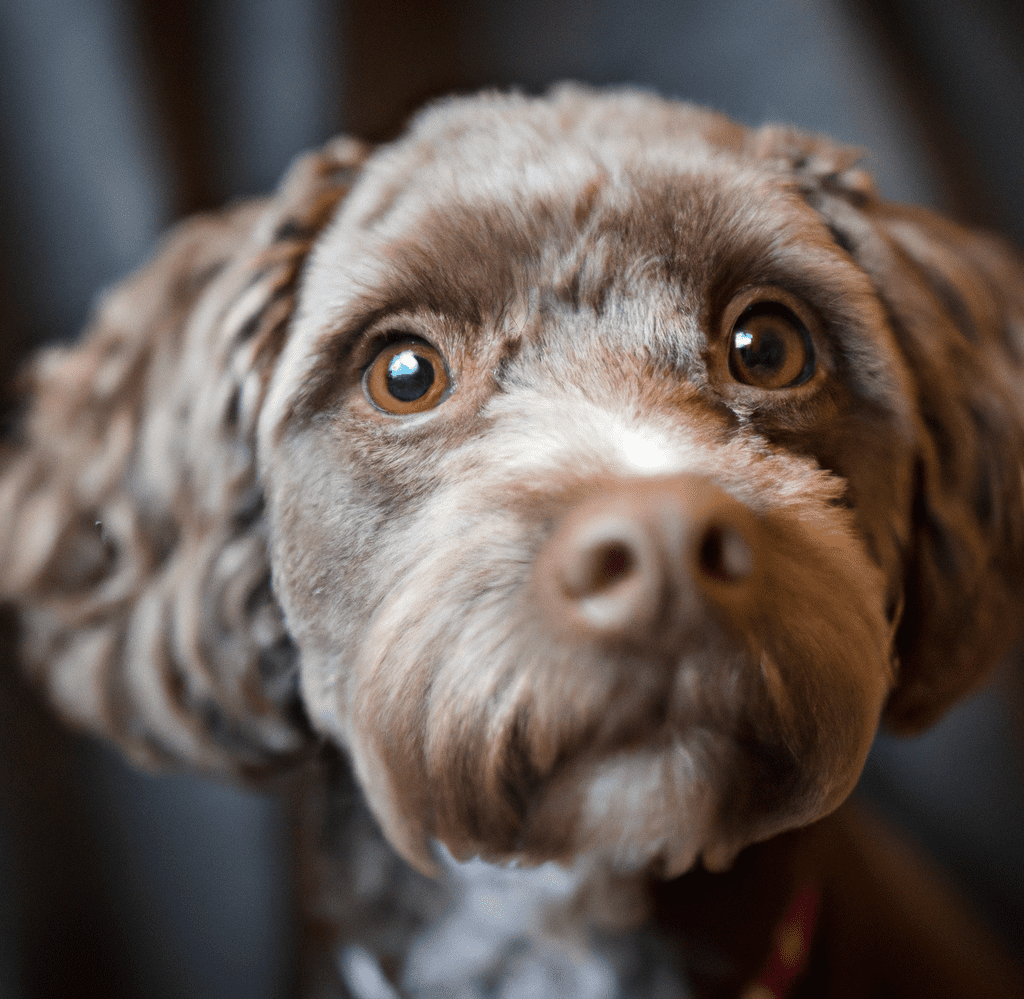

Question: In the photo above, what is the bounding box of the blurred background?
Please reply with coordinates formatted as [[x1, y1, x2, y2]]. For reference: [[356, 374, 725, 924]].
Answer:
[[0, 0, 1022, 996]]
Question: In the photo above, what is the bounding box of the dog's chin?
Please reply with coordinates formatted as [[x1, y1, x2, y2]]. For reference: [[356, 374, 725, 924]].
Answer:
[[516, 743, 725, 879], [508, 736, 835, 879]]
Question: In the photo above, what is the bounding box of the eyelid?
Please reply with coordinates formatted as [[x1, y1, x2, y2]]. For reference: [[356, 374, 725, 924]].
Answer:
[[719, 287, 819, 344], [355, 328, 433, 374]]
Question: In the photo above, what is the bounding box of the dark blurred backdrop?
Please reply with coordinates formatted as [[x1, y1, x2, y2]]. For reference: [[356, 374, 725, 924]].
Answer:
[[1, 1, 1022, 997]]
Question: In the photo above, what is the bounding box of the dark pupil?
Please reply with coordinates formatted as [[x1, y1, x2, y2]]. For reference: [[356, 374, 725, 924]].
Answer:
[[734, 325, 787, 373], [386, 350, 435, 401]]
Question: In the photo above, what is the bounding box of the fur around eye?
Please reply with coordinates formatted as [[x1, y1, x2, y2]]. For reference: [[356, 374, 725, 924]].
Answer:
[[728, 302, 815, 389], [363, 339, 450, 414]]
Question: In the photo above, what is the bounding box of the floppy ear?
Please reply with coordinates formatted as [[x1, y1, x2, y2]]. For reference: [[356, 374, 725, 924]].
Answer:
[[0, 137, 369, 777], [859, 207, 1024, 731], [754, 124, 1024, 732]]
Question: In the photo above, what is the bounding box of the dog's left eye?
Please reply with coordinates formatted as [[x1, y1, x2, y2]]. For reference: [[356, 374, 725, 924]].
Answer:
[[363, 339, 450, 414], [728, 303, 815, 389]]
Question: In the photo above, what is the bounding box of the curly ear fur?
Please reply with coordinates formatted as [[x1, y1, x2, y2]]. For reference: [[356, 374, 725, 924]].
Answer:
[[0, 137, 370, 776], [855, 207, 1024, 730], [759, 123, 1024, 731]]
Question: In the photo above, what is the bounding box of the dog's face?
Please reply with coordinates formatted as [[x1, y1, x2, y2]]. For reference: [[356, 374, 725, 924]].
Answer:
[[255, 88, 1024, 874], [5, 87, 1023, 881]]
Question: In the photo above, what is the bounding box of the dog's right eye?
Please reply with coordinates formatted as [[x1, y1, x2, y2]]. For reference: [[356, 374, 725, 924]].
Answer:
[[363, 339, 450, 414], [727, 302, 815, 389]]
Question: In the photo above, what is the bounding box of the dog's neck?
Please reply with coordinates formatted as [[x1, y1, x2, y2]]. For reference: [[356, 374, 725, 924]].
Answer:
[[293, 748, 688, 997], [341, 856, 688, 999], [293, 748, 819, 999]]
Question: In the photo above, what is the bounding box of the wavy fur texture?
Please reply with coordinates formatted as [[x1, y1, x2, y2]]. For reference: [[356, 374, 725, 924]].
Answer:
[[2, 86, 1024, 996], [0, 135, 370, 775]]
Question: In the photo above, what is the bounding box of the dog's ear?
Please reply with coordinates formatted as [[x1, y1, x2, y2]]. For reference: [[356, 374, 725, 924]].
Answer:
[[862, 209, 1024, 731], [746, 123, 877, 207], [0, 137, 370, 777], [754, 124, 1024, 731]]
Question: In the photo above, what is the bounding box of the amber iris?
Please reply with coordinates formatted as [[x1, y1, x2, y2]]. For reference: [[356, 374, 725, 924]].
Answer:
[[364, 339, 450, 414], [728, 303, 815, 389]]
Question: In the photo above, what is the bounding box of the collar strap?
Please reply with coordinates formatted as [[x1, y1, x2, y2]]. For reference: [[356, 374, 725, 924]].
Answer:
[[743, 882, 820, 999]]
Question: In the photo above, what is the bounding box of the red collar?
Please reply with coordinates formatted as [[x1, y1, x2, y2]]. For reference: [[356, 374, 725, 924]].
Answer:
[[745, 882, 820, 999]]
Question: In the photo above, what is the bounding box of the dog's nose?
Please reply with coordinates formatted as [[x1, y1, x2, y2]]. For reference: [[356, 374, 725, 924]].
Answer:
[[537, 475, 759, 640]]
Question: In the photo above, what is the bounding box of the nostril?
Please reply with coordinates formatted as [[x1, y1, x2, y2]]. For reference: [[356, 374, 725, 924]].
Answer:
[[696, 523, 754, 584], [593, 541, 636, 590], [563, 539, 638, 599], [552, 520, 663, 635]]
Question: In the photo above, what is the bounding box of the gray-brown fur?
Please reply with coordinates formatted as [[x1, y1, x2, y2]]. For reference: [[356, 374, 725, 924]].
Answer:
[[2, 86, 1023, 996], [0, 134, 370, 775]]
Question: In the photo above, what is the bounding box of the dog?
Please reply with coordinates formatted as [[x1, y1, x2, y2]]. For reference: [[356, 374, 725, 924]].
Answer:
[[2, 85, 1023, 997]]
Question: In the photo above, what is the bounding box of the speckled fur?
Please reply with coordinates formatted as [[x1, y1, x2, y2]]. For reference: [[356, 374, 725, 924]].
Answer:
[[3, 86, 1024, 996]]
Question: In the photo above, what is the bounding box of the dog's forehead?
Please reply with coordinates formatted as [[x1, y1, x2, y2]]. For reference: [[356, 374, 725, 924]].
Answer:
[[304, 107, 837, 348], [339, 85, 753, 232]]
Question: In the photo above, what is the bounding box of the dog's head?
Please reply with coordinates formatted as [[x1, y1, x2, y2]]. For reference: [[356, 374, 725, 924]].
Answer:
[[5, 86, 1024, 877]]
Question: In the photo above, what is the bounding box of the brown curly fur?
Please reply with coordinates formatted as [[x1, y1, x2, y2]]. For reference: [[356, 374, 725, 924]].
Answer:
[[0, 135, 370, 776], [2, 85, 1024, 993]]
